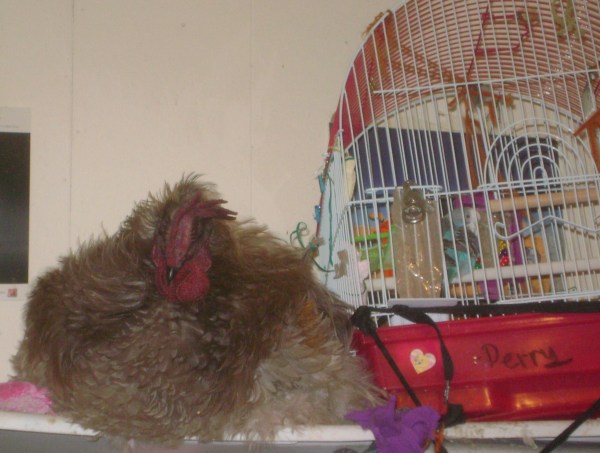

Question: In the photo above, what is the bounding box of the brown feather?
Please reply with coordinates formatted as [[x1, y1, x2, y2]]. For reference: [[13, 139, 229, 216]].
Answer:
[[12, 174, 382, 444]]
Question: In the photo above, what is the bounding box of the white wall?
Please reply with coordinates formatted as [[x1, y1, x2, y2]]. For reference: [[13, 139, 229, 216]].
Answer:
[[0, 0, 397, 380]]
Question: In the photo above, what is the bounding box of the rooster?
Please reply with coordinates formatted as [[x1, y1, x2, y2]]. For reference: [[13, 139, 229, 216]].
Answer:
[[12, 175, 381, 444]]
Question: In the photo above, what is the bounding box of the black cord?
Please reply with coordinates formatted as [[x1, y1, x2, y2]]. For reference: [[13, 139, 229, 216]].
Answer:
[[389, 305, 454, 382], [352, 306, 422, 407], [539, 397, 600, 453]]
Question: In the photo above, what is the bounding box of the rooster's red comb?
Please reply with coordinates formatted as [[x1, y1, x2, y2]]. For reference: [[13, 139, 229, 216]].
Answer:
[[171, 196, 237, 227], [160, 196, 236, 266]]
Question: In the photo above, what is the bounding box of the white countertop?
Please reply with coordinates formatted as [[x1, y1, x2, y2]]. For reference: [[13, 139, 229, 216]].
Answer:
[[1, 410, 599, 452]]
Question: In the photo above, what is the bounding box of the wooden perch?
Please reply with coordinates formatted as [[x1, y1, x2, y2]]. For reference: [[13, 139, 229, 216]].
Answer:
[[487, 187, 600, 212]]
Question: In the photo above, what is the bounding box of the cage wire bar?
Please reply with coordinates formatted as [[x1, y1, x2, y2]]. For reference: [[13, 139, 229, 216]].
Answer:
[[315, 0, 600, 324]]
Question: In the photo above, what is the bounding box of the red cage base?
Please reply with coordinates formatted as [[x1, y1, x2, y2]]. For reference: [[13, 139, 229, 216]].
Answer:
[[353, 313, 600, 421]]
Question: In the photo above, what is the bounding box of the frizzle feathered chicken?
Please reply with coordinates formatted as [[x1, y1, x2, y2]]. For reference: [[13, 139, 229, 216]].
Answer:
[[12, 175, 381, 444]]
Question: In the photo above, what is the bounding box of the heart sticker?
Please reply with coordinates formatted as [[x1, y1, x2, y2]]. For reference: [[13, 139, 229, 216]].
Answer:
[[410, 349, 436, 374]]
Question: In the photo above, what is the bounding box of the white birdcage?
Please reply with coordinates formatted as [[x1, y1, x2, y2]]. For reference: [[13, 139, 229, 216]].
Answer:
[[315, 0, 600, 324]]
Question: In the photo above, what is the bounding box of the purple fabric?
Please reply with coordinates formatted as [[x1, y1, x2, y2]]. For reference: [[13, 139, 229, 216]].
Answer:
[[347, 396, 440, 453]]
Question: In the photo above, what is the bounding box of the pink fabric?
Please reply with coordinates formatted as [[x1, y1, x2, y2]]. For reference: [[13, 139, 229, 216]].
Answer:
[[0, 381, 53, 415]]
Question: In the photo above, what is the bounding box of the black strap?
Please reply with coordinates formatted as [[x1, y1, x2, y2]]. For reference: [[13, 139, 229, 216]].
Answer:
[[351, 306, 422, 407], [539, 396, 600, 453], [386, 305, 454, 383], [389, 300, 600, 316], [352, 305, 464, 427]]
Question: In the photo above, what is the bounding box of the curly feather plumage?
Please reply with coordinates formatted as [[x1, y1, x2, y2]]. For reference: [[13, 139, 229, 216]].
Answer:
[[12, 174, 381, 444]]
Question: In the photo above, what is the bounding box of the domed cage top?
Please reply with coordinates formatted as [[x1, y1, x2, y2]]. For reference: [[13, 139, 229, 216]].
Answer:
[[315, 0, 600, 323]]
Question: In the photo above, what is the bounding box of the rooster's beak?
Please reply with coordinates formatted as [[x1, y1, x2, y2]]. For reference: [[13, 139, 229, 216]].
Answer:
[[167, 267, 177, 284]]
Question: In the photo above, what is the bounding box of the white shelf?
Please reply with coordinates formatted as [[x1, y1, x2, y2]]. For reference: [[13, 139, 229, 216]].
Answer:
[[1, 411, 599, 452]]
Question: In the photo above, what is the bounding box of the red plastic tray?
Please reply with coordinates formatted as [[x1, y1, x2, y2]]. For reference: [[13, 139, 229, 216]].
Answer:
[[353, 313, 600, 421]]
